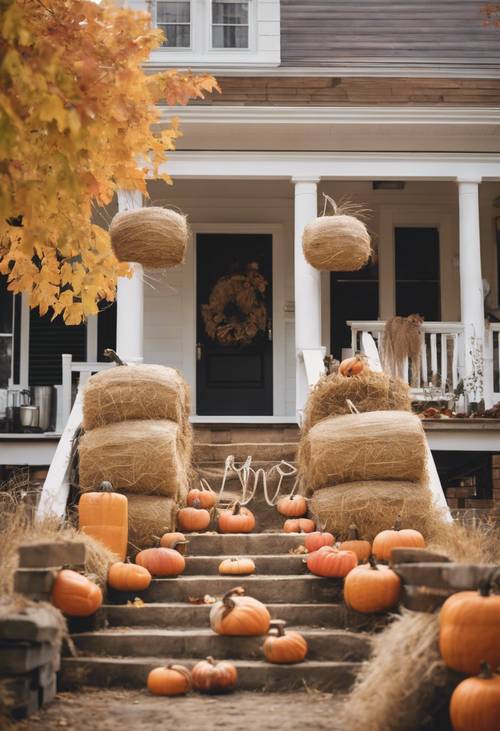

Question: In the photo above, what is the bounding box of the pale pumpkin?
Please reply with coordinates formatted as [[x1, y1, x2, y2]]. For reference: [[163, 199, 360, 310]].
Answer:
[[283, 518, 316, 534], [306, 545, 358, 578], [177, 503, 211, 532], [107, 561, 152, 592], [339, 355, 365, 377], [439, 582, 500, 675], [136, 545, 185, 577], [343, 555, 401, 613], [187, 486, 217, 510], [263, 620, 308, 664], [210, 587, 270, 636], [372, 517, 425, 561], [147, 664, 191, 696], [218, 502, 255, 534], [276, 494, 308, 518], [219, 557, 256, 576], [78, 481, 128, 560], [191, 656, 237, 694], [450, 663, 500, 731], [51, 569, 102, 617], [304, 530, 335, 553], [340, 524, 372, 562]]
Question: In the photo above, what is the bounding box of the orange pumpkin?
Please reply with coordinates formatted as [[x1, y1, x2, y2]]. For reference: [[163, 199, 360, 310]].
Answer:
[[136, 545, 185, 577], [177, 504, 211, 532], [450, 662, 500, 731], [147, 664, 191, 696], [343, 555, 401, 613], [218, 502, 255, 534], [78, 481, 128, 560], [51, 569, 102, 617], [160, 531, 188, 553], [339, 355, 365, 377], [306, 546, 358, 578], [283, 518, 316, 534], [372, 517, 425, 561], [263, 620, 308, 664], [340, 524, 372, 562], [304, 531, 335, 553], [187, 486, 217, 510], [191, 657, 237, 694], [219, 557, 256, 576], [439, 582, 500, 675], [107, 561, 152, 592], [210, 587, 270, 636], [276, 494, 308, 518]]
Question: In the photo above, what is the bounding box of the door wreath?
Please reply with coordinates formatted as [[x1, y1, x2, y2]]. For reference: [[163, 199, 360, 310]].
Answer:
[[201, 262, 268, 346]]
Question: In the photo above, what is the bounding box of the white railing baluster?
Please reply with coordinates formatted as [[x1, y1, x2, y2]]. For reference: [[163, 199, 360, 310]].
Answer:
[[440, 333, 448, 393], [430, 333, 438, 379], [452, 333, 459, 390], [420, 334, 428, 386]]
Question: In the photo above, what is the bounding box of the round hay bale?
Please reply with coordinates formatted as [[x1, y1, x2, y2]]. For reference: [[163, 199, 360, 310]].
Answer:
[[302, 199, 371, 272], [310, 481, 437, 542], [126, 494, 177, 550], [110, 206, 188, 268], [299, 411, 426, 494], [79, 420, 188, 497], [302, 371, 411, 432]]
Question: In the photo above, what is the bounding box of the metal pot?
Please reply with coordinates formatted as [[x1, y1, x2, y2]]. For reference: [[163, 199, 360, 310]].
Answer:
[[31, 386, 54, 431], [20, 405, 39, 428]]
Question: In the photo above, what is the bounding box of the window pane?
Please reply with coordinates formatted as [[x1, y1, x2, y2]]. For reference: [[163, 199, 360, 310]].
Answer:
[[157, 1, 190, 23], [212, 2, 248, 25], [212, 24, 248, 48], [159, 23, 190, 47], [0, 336, 12, 388], [0, 275, 13, 333]]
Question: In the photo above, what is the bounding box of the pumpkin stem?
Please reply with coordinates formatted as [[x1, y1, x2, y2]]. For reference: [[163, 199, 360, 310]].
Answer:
[[269, 620, 286, 637], [347, 523, 359, 541], [98, 480, 114, 492], [368, 554, 379, 570], [478, 661, 493, 679], [103, 348, 126, 366], [192, 498, 202, 510], [478, 580, 491, 597], [172, 540, 189, 555], [393, 515, 402, 531], [206, 656, 216, 666], [232, 502, 241, 516], [222, 586, 245, 616]]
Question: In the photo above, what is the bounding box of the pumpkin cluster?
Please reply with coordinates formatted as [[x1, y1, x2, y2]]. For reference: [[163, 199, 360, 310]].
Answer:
[[147, 657, 237, 696]]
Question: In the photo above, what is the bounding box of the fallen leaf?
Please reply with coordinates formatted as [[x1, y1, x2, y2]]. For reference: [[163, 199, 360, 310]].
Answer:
[[126, 597, 145, 607]]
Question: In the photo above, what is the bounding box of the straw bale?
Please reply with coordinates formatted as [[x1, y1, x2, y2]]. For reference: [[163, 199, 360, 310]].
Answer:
[[310, 481, 436, 542], [79, 420, 188, 497], [126, 494, 177, 550], [300, 411, 426, 493], [110, 206, 188, 268], [302, 371, 411, 432], [302, 214, 371, 271]]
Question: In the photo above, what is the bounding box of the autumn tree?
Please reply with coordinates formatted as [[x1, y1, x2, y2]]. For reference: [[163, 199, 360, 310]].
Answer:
[[0, 0, 218, 324]]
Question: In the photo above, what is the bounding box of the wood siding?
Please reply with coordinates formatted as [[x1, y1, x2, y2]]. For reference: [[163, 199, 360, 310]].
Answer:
[[280, 0, 500, 67]]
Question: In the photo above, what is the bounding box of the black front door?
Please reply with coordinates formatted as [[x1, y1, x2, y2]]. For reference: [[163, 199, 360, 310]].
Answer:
[[196, 233, 273, 416]]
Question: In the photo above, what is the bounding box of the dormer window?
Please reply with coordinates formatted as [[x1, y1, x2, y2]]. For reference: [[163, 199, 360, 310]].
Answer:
[[212, 1, 249, 49], [156, 1, 191, 48]]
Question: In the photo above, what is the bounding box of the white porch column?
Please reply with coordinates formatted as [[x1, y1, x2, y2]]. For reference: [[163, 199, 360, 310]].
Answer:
[[116, 190, 144, 364], [293, 177, 321, 417], [457, 179, 485, 395]]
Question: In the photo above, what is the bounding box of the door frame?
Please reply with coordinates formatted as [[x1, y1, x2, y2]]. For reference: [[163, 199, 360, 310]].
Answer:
[[184, 223, 286, 417]]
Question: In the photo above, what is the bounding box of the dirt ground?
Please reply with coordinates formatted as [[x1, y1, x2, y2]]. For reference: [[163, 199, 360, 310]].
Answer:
[[13, 688, 346, 731]]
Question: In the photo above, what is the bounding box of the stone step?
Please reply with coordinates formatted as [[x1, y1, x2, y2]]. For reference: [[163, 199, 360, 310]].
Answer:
[[193, 443, 298, 463], [100, 602, 386, 632], [61, 656, 360, 692], [72, 627, 371, 662], [182, 554, 308, 575], [108, 575, 343, 605], [182, 533, 307, 556]]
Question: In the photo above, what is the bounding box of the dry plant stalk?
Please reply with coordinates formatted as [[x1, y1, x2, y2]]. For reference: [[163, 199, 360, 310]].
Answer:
[[79, 419, 188, 497], [299, 411, 426, 493], [110, 206, 188, 269], [301, 371, 411, 432], [126, 494, 177, 550], [426, 516, 500, 564], [381, 315, 423, 387]]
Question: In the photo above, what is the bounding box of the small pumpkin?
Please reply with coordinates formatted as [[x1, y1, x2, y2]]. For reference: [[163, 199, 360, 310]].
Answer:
[[177, 501, 211, 532], [339, 355, 365, 377], [191, 656, 237, 694], [306, 545, 358, 578], [107, 561, 152, 592], [218, 502, 255, 534], [439, 581, 500, 675], [276, 494, 308, 518], [136, 544, 186, 577], [283, 518, 316, 534], [51, 569, 103, 617], [187, 486, 217, 510], [372, 517, 425, 561], [304, 530, 335, 553], [449, 662, 500, 731], [78, 480, 128, 560], [340, 524, 372, 562], [219, 557, 256, 576], [160, 531, 188, 553], [210, 587, 270, 636], [263, 620, 308, 664], [147, 664, 191, 696], [343, 555, 401, 613]]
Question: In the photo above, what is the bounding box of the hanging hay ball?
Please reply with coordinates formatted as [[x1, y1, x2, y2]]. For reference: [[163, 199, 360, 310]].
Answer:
[[299, 411, 426, 494], [110, 206, 188, 268], [125, 494, 177, 550], [302, 196, 371, 272], [79, 419, 187, 498]]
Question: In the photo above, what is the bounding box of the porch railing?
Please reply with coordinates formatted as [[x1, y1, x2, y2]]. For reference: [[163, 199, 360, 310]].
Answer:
[[486, 323, 500, 406]]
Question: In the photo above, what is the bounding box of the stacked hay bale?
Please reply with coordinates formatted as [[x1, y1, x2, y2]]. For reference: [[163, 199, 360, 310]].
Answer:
[[299, 370, 437, 541], [79, 364, 193, 550]]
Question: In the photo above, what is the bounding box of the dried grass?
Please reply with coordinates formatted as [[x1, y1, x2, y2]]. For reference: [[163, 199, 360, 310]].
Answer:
[[426, 517, 500, 564], [126, 494, 177, 551], [110, 206, 188, 268], [301, 371, 411, 432], [299, 411, 427, 494], [381, 315, 424, 387], [79, 419, 188, 497], [339, 611, 456, 731]]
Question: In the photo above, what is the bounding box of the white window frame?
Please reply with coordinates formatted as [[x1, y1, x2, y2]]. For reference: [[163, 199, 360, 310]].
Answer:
[[153, 0, 193, 52], [209, 0, 254, 53], [0, 287, 15, 390]]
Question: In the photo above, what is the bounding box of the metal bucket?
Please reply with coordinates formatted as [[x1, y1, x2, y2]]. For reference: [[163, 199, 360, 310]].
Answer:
[[31, 386, 54, 431], [20, 405, 39, 428]]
